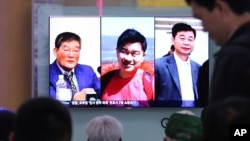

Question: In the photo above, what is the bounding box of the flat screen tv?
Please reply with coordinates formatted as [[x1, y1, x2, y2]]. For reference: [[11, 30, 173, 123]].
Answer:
[[49, 16, 208, 108]]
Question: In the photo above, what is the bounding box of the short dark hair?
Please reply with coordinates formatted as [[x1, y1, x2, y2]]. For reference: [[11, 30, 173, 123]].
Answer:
[[172, 23, 196, 39], [185, 0, 250, 14], [0, 108, 15, 141], [116, 29, 147, 52], [55, 32, 81, 49], [13, 97, 72, 141]]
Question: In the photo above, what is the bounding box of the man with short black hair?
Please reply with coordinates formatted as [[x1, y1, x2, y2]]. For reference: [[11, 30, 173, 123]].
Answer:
[[101, 29, 154, 107], [185, 0, 250, 104], [155, 23, 200, 107]]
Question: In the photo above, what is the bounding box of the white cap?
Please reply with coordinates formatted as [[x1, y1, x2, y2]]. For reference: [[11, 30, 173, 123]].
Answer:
[[58, 75, 64, 79]]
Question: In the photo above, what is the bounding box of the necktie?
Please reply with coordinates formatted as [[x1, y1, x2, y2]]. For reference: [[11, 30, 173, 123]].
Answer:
[[64, 72, 77, 94]]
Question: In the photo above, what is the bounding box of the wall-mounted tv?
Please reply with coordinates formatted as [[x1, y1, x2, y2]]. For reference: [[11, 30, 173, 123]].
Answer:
[[49, 16, 208, 108]]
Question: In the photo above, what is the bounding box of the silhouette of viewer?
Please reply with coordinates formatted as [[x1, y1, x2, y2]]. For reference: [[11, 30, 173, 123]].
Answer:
[[9, 97, 72, 141], [186, 0, 250, 104]]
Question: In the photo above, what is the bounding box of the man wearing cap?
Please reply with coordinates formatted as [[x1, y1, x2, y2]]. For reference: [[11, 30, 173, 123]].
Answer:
[[161, 110, 203, 141], [155, 23, 200, 107]]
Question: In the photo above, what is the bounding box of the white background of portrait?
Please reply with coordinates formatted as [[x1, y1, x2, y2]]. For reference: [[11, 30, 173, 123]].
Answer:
[[155, 17, 208, 65], [49, 17, 100, 77]]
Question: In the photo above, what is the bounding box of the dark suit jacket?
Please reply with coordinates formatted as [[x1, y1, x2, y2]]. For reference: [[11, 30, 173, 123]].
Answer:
[[210, 22, 250, 104], [197, 59, 209, 107], [50, 61, 100, 99], [155, 54, 200, 107]]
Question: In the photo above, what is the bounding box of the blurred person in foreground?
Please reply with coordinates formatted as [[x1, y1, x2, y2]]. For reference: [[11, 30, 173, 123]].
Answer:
[[197, 59, 209, 107], [9, 97, 72, 141], [201, 96, 250, 141], [0, 107, 15, 141], [185, 0, 250, 104], [161, 110, 203, 141], [86, 115, 123, 141]]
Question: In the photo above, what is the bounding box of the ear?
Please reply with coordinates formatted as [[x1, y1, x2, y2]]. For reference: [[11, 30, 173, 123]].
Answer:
[[8, 131, 14, 141], [171, 37, 175, 45], [53, 47, 58, 57], [116, 49, 119, 58], [143, 52, 146, 57], [163, 136, 167, 141], [214, 0, 231, 16]]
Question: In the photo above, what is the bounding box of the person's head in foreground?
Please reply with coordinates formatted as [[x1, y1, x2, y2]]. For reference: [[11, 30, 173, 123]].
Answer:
[[185, 0, 250, 46], [162, 110, 203, 141], [9, 97, 72, 141], [0, 107, 15, 141], [86, 115, 123, 141]]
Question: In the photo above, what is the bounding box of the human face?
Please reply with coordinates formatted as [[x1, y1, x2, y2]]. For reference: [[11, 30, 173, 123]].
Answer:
[[54, 40, 80, 72], [172, 31, 195, 56], [190, 1, 229, 46], [117, 42, 145, 74]]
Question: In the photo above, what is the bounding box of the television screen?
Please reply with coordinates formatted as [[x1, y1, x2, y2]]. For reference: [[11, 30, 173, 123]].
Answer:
[[49, 16, 208, 108]]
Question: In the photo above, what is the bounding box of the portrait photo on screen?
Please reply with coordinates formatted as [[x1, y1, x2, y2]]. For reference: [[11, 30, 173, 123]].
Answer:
[[154, 17, 209, 107], [49, 17, 101, 107], [100, 17, 155, 108]]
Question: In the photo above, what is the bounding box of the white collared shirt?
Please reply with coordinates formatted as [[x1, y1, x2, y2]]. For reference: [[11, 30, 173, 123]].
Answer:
[[56, 61, 79, 92], [174, 52, 195, 102]]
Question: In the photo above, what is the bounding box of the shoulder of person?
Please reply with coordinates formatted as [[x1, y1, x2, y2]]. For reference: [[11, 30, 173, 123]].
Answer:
[[75, 64, 97, 73], [155, 56, 169, 64], [142, 70, 154, 100], [190, 59, 201, 67], [101, 69, 118, 80]]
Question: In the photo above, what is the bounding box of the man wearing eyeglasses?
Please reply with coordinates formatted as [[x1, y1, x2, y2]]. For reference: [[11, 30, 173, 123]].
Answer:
[[50, 32, 100, 101]]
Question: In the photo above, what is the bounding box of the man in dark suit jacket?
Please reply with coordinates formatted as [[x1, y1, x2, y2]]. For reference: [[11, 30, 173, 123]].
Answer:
[[50, 32, 100, 100], [155, 23, 200, 107], [186, 0, 250, 104]]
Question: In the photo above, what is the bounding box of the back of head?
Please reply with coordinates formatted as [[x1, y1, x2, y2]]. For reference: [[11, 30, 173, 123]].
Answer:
[[201, 96, 250, 141], [13, 97, 72, 141], [116, 28, 147, 52], [185, 0, 250, 15], [0, 108, 15, 141], [172, 23, 196, 39], [86, 115, 123, 141], [163, 110, 202, 141]]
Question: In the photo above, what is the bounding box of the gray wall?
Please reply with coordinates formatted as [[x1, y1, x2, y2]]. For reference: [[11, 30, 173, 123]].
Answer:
[[34, 5, 219, 141], [70, 108, 202, 141]]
